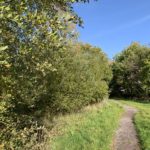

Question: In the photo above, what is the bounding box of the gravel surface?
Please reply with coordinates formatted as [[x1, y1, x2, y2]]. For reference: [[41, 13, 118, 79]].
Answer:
[[113, 106, 140, 150]]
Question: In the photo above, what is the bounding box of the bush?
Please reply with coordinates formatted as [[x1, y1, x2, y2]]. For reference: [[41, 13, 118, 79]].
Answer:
[[0, 121, 49, 150], [53, 43, 112, 112]]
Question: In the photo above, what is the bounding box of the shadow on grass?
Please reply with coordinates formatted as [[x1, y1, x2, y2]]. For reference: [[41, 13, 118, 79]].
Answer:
[[109, 97, 150, 104]]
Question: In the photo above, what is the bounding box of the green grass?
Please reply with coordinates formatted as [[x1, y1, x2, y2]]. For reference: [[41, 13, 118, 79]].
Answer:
[[49, 101, 123, 150], [119, 100, 150, 150]]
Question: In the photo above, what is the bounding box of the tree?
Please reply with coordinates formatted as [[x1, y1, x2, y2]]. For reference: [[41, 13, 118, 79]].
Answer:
[[110, 42, 150, 100], [0, 0, 91, 149]]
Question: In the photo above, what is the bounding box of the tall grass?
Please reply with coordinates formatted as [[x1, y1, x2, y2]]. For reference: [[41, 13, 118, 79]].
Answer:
[[49, 101, 123, 150]]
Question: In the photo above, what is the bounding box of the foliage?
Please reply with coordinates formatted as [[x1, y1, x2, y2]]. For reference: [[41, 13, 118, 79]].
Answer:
[[50, 101, 123, 150], [0, 0, 113, 149], [1, 121, 49, 150], [53, 43, 112, 113], [110, 43, 150, 99], [0, 0, 87, 119], [0, 0, 87, 148], [120, 100, 150, 150]]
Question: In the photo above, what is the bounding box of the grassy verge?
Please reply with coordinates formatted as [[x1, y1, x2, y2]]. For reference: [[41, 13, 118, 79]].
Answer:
[[49, 101, 123, 150], [119, 100, 150, 150]]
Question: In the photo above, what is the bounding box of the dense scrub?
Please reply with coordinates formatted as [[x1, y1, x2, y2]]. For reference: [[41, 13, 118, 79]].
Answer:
[[54, 43, 112, 113], [110, 43, 150, 100], [0, 0, 112, 149]]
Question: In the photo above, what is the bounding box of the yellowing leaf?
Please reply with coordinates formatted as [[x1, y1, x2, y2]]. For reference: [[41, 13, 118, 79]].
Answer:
[[0, 46, 8, 51]]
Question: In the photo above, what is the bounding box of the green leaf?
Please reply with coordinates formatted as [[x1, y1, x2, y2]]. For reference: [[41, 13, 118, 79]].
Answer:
[[0, 46, 8, 51]]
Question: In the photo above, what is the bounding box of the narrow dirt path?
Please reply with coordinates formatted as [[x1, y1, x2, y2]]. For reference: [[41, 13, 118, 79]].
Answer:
[[113, 105, 140, 150]]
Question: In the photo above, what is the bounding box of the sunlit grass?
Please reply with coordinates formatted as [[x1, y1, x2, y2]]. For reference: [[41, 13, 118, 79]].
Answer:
[[49, 101, 123, 150], [119, 100, 150, 150]]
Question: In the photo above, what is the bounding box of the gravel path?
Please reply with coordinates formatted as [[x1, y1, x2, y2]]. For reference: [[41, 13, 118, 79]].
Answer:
[[113, 105, 140, 150]]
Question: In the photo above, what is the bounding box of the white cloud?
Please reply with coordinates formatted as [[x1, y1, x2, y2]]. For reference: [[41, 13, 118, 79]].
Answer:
[[117, 14, 150, 30], [100, 14, 150, 37]]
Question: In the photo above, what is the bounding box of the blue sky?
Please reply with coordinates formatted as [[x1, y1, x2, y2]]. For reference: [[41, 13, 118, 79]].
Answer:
[[73, 0, 150, 59]]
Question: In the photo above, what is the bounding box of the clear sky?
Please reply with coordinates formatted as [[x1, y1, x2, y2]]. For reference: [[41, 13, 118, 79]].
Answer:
[[73, 0, 150, 59]]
